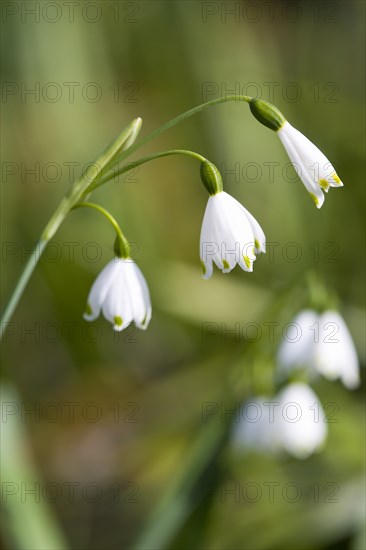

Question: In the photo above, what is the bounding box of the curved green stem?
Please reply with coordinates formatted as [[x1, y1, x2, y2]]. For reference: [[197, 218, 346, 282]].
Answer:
[[108, 95, 252, 171], [92, 149, 208, 190], [71, 202, 130, 258], [1, 95, 252, 334], [0, 241, 48, 339]]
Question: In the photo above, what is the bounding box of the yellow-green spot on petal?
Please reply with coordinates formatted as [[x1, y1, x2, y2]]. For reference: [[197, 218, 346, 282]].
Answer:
[[254, 238, 260, 250], [222, 260, 230, 270], [201, 261, 206, 275], [309, 193, 319, 206], [319, 178, 330, 191], [85, 303, 92, 316], [243, 255, 251, 269], [114, 316, 123, 327], [332, 173, 341, 185]]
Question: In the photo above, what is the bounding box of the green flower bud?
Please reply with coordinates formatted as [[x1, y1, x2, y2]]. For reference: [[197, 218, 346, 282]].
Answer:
[[200, 161, 223, 195], [122, 117, 142, 151], [249, 99, 286, 132]]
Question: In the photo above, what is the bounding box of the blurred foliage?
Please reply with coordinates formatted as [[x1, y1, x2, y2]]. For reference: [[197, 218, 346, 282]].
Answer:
[[1, 1, 365, 549]]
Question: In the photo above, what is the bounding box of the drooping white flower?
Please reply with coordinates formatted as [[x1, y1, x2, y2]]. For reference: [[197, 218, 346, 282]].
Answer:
[[277, 309, 360, 390], [200, 191, 265, 279], [249, 99, 343, 209], [276, 383, 327, 459], [232, 386, 327, 459], [314, 310, 360, 390], [277, 121, 343, 209], [84, 258, 151, 331]]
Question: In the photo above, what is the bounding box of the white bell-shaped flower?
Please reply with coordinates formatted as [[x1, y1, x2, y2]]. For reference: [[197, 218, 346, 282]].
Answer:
[[200, 191, 265, 279], [84, 258, 151, 331], [276, 382, 327, 459], [277, 121, 343, 209], [232, 385, 327, 459]]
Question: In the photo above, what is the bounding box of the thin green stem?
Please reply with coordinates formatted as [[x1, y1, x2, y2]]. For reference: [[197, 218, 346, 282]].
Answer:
[[1, 95, 252, 333], [92, 149, 208, 190], [106, 94, 252, 173], [0, 241, 47, 339], [71, 202, 130, 258]]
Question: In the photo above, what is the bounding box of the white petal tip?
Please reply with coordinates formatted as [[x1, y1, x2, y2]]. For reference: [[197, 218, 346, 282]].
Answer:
[[344, 379, 361, 391], [136, 315, 151, 331], [83, 312, 97, 322], [310, 193, 324, 209], [201, 261, 212, 279]]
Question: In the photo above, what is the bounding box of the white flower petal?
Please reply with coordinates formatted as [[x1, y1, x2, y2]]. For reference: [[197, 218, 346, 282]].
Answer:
[[102, 262, 133, 330], [237, 203, 266, 253], [277, 309, 319, 380], [83, 259, 120, 321], [128, 262, 152, 330]]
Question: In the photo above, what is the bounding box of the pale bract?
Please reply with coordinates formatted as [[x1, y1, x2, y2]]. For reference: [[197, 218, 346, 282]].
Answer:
[[277, 121, 343, 208], [200, 191, 265, 279], [84, 258, 151, 332], [276, 383, 327, 459]]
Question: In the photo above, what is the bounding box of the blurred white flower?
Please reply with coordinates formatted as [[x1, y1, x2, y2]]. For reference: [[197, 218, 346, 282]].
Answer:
[[277, 309, 318, 378], [276, 383, 327, 459], [200, 191, 265, 279], [232, 384, 327, 459], [277, 309, 360, 389], [277, 121, 343, 209], [314, 310, 360, 390], [84, 258, 151, 332]]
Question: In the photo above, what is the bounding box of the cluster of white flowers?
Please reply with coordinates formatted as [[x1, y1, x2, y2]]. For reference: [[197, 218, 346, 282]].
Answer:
[[233, 309, 360, 459], [82, 100, 344, 335]]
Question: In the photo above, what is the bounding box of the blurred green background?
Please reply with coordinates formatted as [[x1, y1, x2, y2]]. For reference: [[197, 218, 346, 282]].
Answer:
[[1, 1, 365, 549]]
